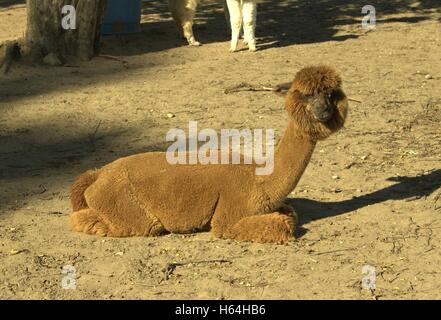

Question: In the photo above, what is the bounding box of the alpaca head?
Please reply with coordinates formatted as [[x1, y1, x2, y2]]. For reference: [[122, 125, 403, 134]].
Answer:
[[284, 65, 348, 140]]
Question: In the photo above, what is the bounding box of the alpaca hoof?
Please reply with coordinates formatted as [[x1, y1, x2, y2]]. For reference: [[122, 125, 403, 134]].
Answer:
[[189, 41, 201, 46], [229, 47, 237, 53], [279, 213, 297, 235], [248, 43, 257, 52]]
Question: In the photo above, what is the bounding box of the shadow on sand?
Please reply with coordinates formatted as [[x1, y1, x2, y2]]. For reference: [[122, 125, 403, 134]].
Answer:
[[287, 169, 441, 237], [101, 0, 441, 55]]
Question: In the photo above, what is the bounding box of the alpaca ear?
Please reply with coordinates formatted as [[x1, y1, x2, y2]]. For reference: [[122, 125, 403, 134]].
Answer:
[[272, 82, 292, 97]]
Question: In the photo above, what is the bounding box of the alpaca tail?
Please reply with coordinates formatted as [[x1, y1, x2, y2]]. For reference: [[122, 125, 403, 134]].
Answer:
[[70, 169, 100, 211]]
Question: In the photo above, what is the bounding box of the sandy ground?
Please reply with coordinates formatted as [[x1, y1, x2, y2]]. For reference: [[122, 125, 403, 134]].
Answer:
[[0, 0, 440, 300]]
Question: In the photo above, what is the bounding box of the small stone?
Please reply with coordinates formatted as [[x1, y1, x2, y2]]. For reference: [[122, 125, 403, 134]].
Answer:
[[425, 74, 433, 80], [332, 175, 340, 180], [167, 113, 175, 118], [334, 188, 342, 193], [10, 249, 20, 255], [115, 252, 124, 256], [43, 53, 63, 66], [361, 155, 368, 160]]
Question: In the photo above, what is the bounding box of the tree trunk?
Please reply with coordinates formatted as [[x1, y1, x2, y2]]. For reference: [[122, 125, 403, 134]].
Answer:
[[24, 0, 106, 60]]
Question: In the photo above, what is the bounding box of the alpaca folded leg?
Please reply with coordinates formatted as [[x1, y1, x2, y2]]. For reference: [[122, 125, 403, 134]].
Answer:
[[227, 0, 242, 52], [70, 209, 111, 237], [242, 0, 257, 52], [225, 210, 297, 244], [70, 209, 166, 237]]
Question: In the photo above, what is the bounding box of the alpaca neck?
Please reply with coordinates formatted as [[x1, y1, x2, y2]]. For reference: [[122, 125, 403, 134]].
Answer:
[[260, 119, 317, 205]]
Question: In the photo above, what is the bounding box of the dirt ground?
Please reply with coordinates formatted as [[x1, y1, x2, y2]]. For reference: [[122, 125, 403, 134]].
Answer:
[[0, 0, 440, 300]]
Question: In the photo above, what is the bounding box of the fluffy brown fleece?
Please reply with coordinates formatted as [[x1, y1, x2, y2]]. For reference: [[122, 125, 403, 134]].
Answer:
[[287, 65, 348, 140], [69, 65, 349, 244], [292, 65, 342, 95]]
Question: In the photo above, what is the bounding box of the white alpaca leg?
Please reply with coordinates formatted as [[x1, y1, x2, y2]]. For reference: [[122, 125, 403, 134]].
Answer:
[[226, 0, 242, 52], [242, 0, 257, 52]]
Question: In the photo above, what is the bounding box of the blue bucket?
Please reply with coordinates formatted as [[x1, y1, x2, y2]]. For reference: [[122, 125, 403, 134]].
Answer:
[[101, 0, 142, 35]]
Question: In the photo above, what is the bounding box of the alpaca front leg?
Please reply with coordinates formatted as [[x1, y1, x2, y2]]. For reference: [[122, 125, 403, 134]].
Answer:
[[225, 210, 297, 244], [226, 0, 242, 52], [242, 0, 257, 51], [169, 0, 201, 46], [182, 20, 201, 46]]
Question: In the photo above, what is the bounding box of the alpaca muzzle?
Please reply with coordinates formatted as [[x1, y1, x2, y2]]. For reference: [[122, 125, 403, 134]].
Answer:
[[311, 93, 334, 122]]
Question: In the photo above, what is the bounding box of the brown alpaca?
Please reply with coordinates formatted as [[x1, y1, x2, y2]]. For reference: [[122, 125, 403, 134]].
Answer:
[[70, 65, 349, 243]]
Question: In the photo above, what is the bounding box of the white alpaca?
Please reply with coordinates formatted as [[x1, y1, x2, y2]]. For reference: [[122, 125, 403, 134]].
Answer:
[[168, 0, 257, 52], [226, 0, 257, 52]]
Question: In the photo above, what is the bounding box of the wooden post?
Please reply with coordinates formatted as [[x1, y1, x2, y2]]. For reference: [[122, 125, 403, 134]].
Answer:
[[24, 0, 106, 60]]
